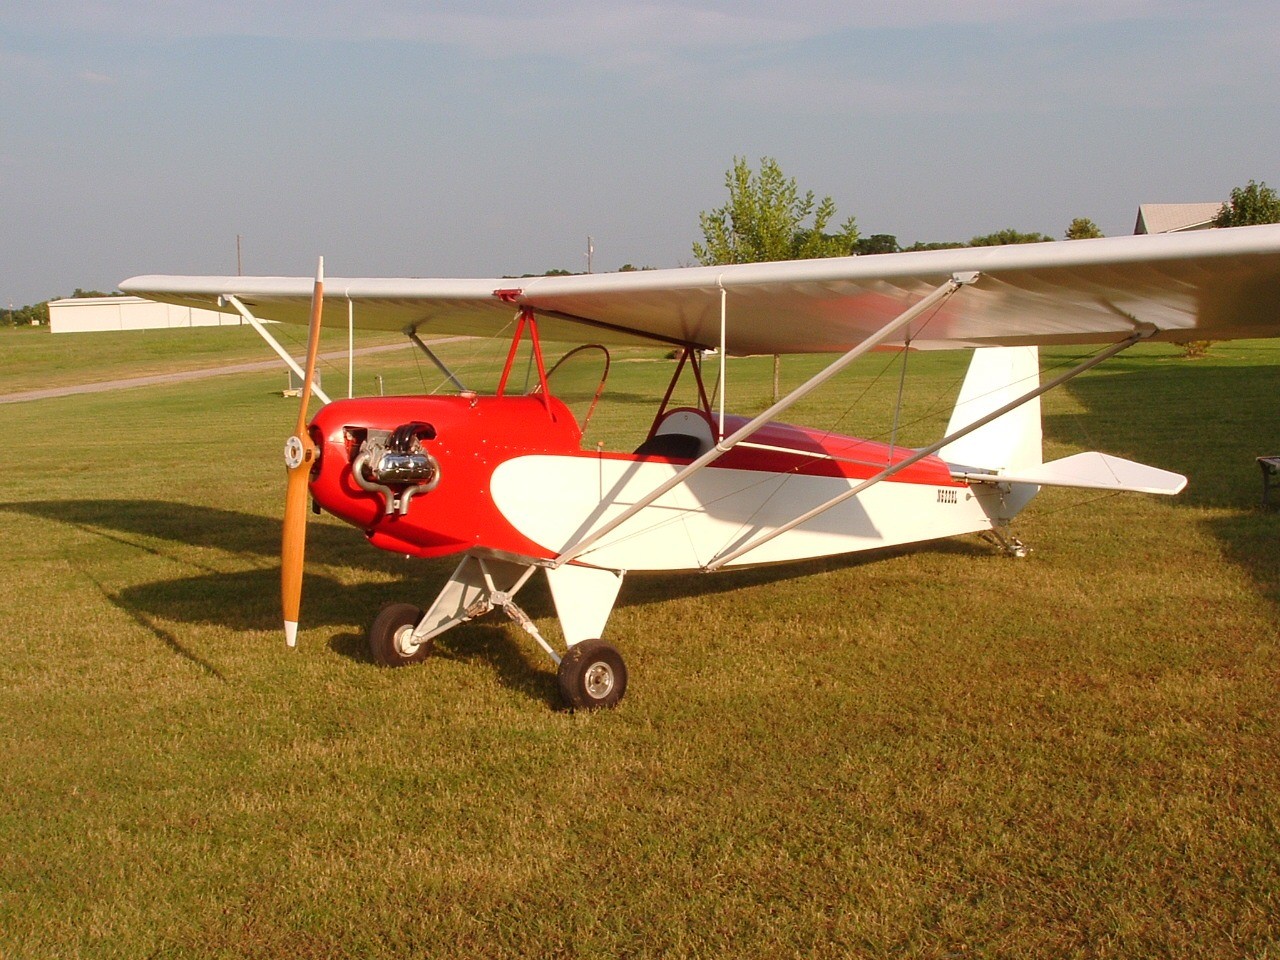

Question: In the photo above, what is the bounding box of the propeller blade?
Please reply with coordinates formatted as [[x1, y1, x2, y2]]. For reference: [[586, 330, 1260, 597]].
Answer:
[[282, 463, 310, 646], [281, 256, 325, 646]]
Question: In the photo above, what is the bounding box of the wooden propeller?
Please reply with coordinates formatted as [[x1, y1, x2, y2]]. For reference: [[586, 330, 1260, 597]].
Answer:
[[282, 257, 325, 646]]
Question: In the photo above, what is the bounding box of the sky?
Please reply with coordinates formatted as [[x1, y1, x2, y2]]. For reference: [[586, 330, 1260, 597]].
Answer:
[[2, 0, 1278, 307]]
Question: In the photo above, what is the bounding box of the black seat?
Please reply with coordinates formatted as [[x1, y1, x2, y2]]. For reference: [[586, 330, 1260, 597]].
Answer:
[[633, 433, 703, 460]]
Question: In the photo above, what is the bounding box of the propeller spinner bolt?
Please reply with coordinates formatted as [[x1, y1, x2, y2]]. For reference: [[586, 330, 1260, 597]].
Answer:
[[284, 435, 307, 470]]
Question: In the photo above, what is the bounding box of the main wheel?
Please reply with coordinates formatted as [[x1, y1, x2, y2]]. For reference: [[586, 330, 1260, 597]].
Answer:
[[558, 639, 627, 710], [368, 603, 430, 666]]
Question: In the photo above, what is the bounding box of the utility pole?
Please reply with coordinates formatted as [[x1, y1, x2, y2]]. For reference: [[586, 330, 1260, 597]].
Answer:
[[586, 236, 594, 274], [236, 235, 243, 276]]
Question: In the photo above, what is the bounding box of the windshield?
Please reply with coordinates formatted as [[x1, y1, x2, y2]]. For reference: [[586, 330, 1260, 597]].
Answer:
[[539, 344, 610, 431]]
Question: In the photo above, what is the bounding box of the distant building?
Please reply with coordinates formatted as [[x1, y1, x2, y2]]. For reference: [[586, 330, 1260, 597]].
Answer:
[[48, 296, 239, 334], [1133, 202, 1223, 235]]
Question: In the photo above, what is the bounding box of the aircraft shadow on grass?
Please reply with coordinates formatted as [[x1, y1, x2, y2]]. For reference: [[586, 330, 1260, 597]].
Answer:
[[1052, 359, 1280, 603], [1, 497, 983, 702]]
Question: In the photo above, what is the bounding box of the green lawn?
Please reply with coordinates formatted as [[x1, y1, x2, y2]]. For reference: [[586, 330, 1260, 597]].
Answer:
[[0, 323, 405, 395], [0, 329, 1277, 957]]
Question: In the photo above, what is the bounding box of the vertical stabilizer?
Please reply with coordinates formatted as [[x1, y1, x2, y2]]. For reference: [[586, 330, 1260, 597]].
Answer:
[[940, 346, 1042, 472]]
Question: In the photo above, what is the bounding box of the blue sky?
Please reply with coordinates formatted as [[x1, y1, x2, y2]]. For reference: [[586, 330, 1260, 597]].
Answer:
[[2, 1, 1276, 307]]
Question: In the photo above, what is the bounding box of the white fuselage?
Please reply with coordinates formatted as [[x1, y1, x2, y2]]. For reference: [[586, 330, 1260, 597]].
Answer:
[[491, 455, 993, 572]]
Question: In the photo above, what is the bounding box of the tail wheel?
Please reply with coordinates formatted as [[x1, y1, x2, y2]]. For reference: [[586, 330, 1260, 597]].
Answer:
[[369, 603, 430, 667], [558, 639, 627, 711]]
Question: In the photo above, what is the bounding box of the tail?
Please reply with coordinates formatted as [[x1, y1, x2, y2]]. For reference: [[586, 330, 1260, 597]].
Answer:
[[939, 346, 1043, 474], [940, 346, 1185, 525]]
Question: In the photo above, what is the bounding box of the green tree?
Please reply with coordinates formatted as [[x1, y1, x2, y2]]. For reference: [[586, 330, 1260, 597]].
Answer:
[[1215, 180, 1280, 227], [693, 156, 858, 265], [968, 228, 1055, 247], [854, 234, 901, 255], [1185, 180, 1280, 360], [904, 240, 966, 252], [1065, 217, 1104, 240], [1, 300, 49, 327]]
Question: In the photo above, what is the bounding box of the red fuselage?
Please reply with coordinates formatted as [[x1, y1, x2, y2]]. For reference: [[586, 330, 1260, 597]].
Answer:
[[307, 396, 959, 562]]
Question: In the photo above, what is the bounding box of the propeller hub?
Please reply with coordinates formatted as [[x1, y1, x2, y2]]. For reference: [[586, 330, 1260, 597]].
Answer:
[[284, 435, 307, 470]]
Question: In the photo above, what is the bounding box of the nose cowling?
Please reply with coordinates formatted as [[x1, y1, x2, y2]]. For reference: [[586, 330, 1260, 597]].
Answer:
[[305, 392, 586, 561]]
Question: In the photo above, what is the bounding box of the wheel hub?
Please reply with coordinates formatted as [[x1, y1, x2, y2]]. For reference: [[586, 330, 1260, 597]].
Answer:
[[393, 624, 422, 657], [583, 660, 615, 699]]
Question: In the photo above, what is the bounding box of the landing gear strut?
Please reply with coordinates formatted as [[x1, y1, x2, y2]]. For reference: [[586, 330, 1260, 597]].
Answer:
[[985, 524, 1030, 558], [366, 553, 630, 710]]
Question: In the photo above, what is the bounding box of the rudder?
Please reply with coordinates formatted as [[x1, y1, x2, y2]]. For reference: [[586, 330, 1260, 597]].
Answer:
[[939, 346, 1042, 473]]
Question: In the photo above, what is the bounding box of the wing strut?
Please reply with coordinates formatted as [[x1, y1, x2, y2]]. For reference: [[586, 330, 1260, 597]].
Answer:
[[552, 272, 979, 568], [705, 324, 1157, 570], [407, 330, 468, 392], [222, 294, 333, 405]]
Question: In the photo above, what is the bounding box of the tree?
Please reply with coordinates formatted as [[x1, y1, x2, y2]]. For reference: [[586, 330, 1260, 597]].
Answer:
[[854, 234, 901, 255], [968, 228, 1054, 247], [904, 240, 966, 252], [1215, 180, 1280, 227], [1065, 217, 1104, 240], [2, 300, 50, 327], [1184, 181, 1280, 358], [693, 156, 858, 265], [512, 269, 576, 278]]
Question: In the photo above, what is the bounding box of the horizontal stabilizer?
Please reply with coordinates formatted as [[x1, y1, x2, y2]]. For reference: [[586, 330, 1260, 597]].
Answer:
[[955, 452, 1187, 495]]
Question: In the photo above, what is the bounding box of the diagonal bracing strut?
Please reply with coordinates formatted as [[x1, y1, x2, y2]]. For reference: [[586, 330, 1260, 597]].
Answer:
[[222, 294, 334, 405], [704, 324, 1157, 570], [552, 272, 979, 568], [407, 330, 469, 392]]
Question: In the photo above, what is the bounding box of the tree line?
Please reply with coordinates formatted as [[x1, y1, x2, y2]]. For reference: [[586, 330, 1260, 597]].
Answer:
[[512, 164, 1278, 276], [691, 157, 1280, 267], [6, 171, 1278, 326], [2, 289, 116, 328]]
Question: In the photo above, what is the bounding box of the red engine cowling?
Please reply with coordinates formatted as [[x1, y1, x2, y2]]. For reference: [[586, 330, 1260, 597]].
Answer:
[[308, 394, 583, 559]]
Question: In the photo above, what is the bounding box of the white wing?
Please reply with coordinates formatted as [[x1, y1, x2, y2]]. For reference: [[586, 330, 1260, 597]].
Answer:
[[121, 223, 1280, 354]]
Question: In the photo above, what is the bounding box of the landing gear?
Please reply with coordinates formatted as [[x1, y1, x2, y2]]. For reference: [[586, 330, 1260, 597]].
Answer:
[[367, 553, 630, 709], [558, 639, 628, 711], [368, 602, 431, 666], [985, 525, 1031, 558]]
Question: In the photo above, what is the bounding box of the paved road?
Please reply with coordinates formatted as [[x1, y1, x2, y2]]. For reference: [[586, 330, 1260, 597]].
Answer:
[[0, 343, 410, 405]]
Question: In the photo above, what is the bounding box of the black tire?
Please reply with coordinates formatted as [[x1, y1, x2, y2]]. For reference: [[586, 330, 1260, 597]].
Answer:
[[368, 603, 430, 667], [558, 639, 627, 710]]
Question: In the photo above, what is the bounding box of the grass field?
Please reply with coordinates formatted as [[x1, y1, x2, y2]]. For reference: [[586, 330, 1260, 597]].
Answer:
[[0, 327, 1277, 958], [0, 322, 405, 395]]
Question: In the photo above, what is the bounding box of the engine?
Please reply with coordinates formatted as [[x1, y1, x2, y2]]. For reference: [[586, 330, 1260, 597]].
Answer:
[[350, 421, 440, 516]]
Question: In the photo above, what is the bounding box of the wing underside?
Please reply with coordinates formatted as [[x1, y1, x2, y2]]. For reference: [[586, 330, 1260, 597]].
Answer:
[[121, 224, 1280, 355]]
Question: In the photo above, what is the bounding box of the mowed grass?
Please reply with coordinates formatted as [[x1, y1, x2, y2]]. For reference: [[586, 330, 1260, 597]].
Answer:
[[0, 322, 405, 394], [0, 328, 1277, 958]]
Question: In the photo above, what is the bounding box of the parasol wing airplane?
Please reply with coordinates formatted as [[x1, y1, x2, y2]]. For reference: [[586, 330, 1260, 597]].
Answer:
[[121, 223, 1280, 709]]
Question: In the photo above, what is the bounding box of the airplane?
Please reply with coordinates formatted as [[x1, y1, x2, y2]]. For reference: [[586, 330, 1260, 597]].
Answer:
[[121, 223, 1280, 710]]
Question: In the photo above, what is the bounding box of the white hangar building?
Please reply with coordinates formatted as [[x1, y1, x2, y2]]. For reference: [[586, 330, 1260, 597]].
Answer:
[[48, 295, 239, 334]]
